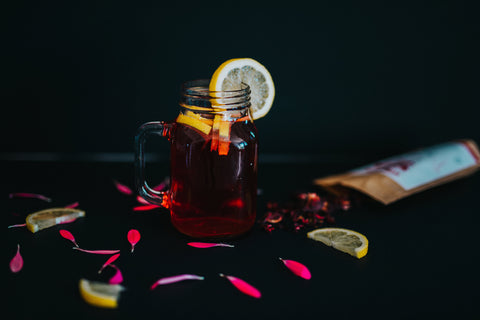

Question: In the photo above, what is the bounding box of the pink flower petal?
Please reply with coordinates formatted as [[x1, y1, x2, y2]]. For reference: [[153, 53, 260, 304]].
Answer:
[[113, 180, 133, 195], [152, 177, 170, 191], [279, 258, 311, 280], [127, 229, 141, 253], [64, 202, 80, 208], [59, 229, 79, 247], [136, 195, 150, 205], [108, 264, 124, 284], [220, 274, 261, 298], [8, 223, 27, 228], [9, 192, 51, 202], [59, 217, 81, 225], [98, 253, 121, 274], [187, 242, 234, 248], [133, 205, 161, 211], [10, 244, 23, 273], [151, 274, 204, 290], [72, 247, 120, 254]]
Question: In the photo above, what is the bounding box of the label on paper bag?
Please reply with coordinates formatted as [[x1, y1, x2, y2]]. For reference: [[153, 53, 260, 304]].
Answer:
[[351, 142, 479, 190]]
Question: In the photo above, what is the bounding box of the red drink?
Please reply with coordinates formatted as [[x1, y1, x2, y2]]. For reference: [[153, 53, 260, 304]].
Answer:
[[135, 79, 257, 239], [169, 118, 258, 239]]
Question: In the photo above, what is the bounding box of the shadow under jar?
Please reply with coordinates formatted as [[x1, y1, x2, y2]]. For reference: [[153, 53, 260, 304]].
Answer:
[[135, 79, 258, 239]]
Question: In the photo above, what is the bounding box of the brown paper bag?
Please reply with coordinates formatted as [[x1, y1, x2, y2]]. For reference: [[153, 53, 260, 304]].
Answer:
[[314, 140, 480, 204]]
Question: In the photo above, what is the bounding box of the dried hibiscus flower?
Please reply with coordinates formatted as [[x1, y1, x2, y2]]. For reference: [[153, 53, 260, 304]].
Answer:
[[259, 187, 358, 233]]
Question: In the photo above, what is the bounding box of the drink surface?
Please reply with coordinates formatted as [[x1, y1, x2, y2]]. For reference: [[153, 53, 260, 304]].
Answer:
[[170, 119, 258, 238]]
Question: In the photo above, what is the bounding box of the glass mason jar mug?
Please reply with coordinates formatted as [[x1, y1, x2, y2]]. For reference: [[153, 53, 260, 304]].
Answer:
[[134, 79, 258, 239]]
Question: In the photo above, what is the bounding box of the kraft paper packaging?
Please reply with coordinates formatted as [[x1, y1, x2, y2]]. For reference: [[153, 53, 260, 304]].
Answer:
[[314, 140, 480, 205]]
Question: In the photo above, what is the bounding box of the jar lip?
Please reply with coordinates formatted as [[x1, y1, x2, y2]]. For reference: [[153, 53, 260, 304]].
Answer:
[[181, 79, 250, 97], [180, 79, 251, 111]]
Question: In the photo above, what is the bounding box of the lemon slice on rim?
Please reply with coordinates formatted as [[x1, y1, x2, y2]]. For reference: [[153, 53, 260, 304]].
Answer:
[[79, 278, 125, 309], [307, 228, 369, 259], [209, 58, 275, 120], [26, 208, 85, 233]]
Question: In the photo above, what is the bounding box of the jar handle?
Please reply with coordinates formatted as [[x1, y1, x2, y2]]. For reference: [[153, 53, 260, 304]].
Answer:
[[134, 121, 173, 207]]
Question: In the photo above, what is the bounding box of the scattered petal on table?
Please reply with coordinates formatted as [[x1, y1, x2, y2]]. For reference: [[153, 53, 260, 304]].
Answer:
[[64, 202, 80, 208], [9, 192, 51, 202], [152, 177, 170, 191], [72, 247, 120, 255], [59, 229, 79, 247], [187, 242, 234, 248], [98, 253, 121, 274], [127, 229, 141, 253], [151, 274, 204, 290], [133, 205, 161, 211], [10, 244, 23, 273], [136, 195, 150, 205], [8, 223, 26, 228], [279, 258, 311, 280], [113, 180, 133, 195], [108, 264, 124, 284], [219, 274, 261, 298]]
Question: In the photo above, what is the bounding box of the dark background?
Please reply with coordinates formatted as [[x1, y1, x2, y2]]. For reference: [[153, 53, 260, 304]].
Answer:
[[3, 2, 480, 318], [2, 0, 479, 161]]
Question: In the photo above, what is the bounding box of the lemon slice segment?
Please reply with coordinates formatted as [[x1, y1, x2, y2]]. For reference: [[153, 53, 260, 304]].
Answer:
[[209, 58, 275, 120], [176, 111, 212, 135], [79, 278, 125, 309], [307, 228, 369, 259], [26, 208, 85, 233]]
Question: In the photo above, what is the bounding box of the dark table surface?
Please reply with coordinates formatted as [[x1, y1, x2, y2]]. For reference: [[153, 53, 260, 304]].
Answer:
[[3, 158, 480, 319]]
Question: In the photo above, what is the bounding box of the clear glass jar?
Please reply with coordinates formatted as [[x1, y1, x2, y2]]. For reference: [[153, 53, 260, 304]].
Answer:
[[135, 79, 258, 239]]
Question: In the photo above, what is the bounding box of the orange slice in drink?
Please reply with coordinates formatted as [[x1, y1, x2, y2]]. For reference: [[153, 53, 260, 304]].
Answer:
[[209, 115, 232, 155], [218, 118, 232, 156]]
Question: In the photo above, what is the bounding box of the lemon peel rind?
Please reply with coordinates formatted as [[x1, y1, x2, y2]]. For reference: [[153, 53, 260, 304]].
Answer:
[[307, 228, 369, 259], [79, 279, 125, 309]]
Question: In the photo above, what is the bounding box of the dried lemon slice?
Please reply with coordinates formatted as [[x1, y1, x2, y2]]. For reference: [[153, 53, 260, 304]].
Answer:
[[26, 208, 85, 233], [307, 228, 369, 259], [79, 278, 125, 309], [209, 58, 275, 120]]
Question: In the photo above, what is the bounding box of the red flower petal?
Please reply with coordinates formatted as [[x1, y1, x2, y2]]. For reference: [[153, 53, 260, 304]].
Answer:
[[108, 264, 124, 284], [187, 242, 234, 248], [59, 229, 79, 247], [127, 229, 141, 253], [64, 202, 80, 208], [72, 247, 120, 254], [136, 195, 150, 205], [220, 274, 261, 298], [10, 244, 23, 273], [8, 223, 27, 228], [279, 258, 311, 280], [152, 177, 169, 191], [113, 180, 133, 195], [98, 253, 120, 274], [150, 274, 204, 290], [9, 192, 51, 202], [133, 205, 161, 211]]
